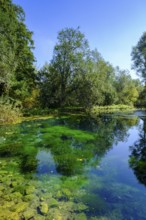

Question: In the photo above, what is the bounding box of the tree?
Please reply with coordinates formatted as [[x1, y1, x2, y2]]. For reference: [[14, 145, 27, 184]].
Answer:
[[0, 0, 35, 105], [49, 27, 89, 107], [0, 0, 17, 95], [39, 27, 141, 110], [38, 63, 61, 108], [131, 32, 146, 83], [115, 68, 140, 105], [83, 49, 117, 106]]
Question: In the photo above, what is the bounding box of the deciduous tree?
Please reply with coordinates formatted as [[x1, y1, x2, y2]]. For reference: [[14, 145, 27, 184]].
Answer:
[[131, 32, 146, 83]]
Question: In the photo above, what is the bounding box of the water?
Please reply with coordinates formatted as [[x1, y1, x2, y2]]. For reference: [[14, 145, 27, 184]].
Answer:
[[0, 111, 146, 219]]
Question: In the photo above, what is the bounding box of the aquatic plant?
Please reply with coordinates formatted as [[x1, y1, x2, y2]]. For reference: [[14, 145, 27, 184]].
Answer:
[[0, 113, 146, 219]]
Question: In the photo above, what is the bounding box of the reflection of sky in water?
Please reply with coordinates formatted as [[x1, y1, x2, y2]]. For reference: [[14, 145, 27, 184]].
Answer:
[[36, 150, 57, 175], [90, 120, 145, 190], [83, 118, 146, 220], [134, 110, 146, 117]]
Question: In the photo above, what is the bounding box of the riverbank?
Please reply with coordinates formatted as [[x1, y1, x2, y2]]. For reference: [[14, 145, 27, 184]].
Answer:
[[0, 105, 144, 125]]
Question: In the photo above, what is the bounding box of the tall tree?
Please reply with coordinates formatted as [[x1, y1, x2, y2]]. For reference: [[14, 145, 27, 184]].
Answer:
[[0, 0, 17, 95], [131, 32, 146, 83], [49, 27, 89, 107], [0, 0, 35, 104], [83, 49, 117, 106]]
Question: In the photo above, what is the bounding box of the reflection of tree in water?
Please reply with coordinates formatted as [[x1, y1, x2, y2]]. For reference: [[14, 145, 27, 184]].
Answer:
[[129, 117, 146, 186], [60, 114, 137, 144], [0, 114, 139, 177], [50, 115, 138, 176]]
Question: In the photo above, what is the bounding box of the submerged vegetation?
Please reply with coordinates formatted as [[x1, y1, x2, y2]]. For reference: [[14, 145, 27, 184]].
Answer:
[[0, 113, 146, 219]]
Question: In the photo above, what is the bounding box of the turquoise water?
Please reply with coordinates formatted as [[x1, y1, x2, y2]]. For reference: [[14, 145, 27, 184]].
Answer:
[[0, 112, 146, 219]]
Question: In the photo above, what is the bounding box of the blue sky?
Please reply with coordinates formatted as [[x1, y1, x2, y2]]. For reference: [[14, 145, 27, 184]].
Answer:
[[12, 0, 146, 78]]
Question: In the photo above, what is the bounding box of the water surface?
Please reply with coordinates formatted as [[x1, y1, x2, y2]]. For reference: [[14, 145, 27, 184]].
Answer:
[[0, 111, 146, 220]]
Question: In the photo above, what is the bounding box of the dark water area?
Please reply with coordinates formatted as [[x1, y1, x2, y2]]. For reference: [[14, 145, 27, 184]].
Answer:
[[0, 111, 146, 219]]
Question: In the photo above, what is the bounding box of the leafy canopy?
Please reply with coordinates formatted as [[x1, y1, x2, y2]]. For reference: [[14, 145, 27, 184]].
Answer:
[[131, 32, 146, 82], [0, 0, 35, 104]]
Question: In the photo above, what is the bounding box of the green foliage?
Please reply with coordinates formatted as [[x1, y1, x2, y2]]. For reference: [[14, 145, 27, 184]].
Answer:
[[0, 0, 144, 117], [0, 0, 36, 106], [115, 68, 141, 105], [0, 0, 38, 122], [84, 50, 117, 107], [131, 32, 146, 82], [38, 27, 90, 108], [0, 0, 18, 95], [136, 85, 146, 107], [38, 29, 142, 110], [0, 96, 21, 123]]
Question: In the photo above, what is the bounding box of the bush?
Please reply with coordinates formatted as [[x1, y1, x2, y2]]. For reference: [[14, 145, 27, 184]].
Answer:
[[0, 96, 22, 124]]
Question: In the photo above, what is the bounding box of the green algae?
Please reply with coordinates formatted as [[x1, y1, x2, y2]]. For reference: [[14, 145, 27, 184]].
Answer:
[[42, 124, 94, 139], [25, 186, 36, 195], [74, 213, 87, 220], [39, 202, 48, 215], [48, 198, 58, 208], [0, 113, 146, 219], [22, 208, 36, 220]]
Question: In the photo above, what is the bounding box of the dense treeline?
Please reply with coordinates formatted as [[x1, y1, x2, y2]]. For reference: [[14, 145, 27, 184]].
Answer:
[[37, 28, 142, 109], [0, 0, 146, 122]]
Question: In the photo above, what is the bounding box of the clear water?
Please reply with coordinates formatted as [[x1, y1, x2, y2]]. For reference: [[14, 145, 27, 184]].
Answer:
[[0, 111, 146, 220]]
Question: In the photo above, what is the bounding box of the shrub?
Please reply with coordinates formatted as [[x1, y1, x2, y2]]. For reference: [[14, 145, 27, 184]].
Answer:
[[0, 96, 21, 124]]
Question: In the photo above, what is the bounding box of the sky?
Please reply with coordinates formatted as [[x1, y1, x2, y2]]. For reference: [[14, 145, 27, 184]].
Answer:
[[12, 0, 146, 79]]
